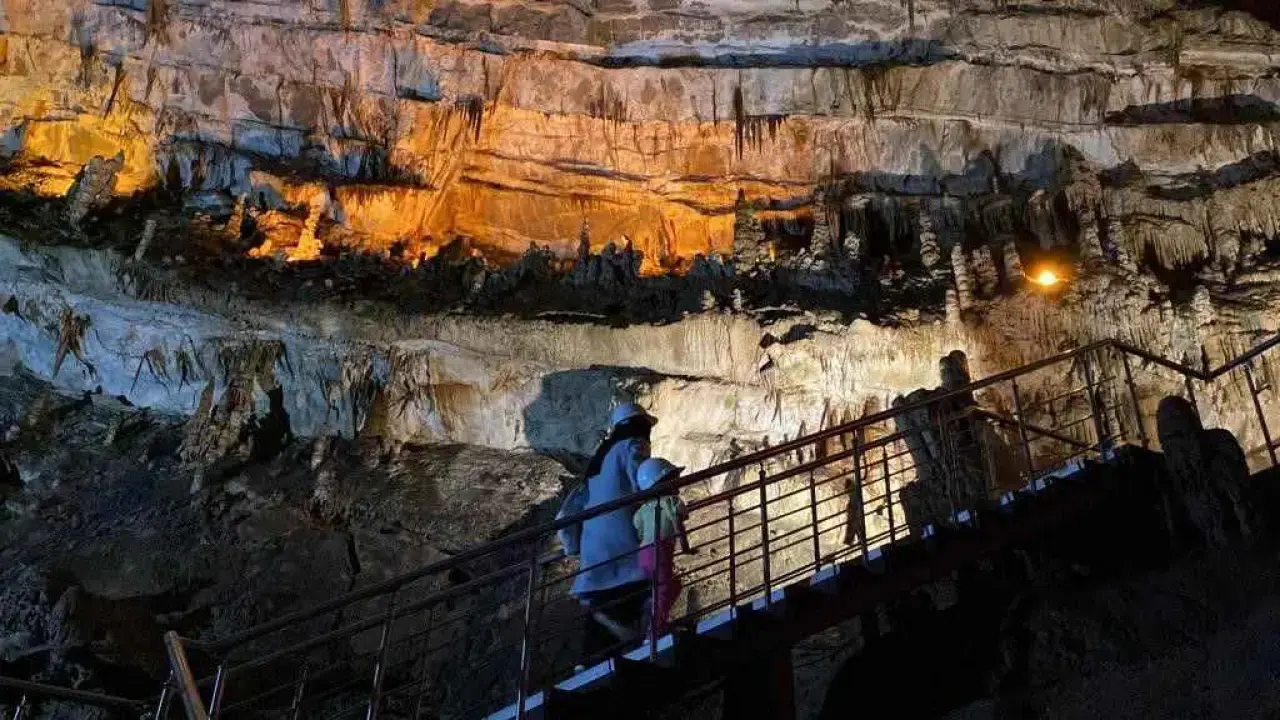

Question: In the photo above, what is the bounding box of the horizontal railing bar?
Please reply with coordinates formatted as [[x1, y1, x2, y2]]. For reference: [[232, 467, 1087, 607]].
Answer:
[[971, 408, 1090, 449], [186, 334, 1280, 679], [0, 676, 148, 710], [194, 345, 1115, 652]]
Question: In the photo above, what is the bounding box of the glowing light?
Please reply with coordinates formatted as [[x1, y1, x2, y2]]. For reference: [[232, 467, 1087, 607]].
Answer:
[[1032, 268, 1061, 287]]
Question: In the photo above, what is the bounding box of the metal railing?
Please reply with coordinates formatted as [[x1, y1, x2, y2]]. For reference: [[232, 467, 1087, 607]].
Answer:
[[152, 334, 1280, 720], [0, 676, 149, 719]]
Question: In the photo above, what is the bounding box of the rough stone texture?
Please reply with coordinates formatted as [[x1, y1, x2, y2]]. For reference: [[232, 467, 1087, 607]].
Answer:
[[0, 370, 567, 711], [1156, 395, 1253, 548], [0, 0, 1278, 268], [7, 0, 1280, 712]]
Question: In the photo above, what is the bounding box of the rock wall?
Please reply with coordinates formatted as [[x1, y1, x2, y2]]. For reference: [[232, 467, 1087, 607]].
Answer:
[[3, 0, 1280, 267]]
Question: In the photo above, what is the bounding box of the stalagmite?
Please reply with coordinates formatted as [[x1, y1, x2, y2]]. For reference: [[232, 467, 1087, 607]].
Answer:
[[1192, 286, 1214, 329], [701, 290, 717, 311], [945, 287, 961, 324], [843, 233, 863, 266], [64, 153, 124, 228], [1002, 239, 1023, 285], [1108, 219, 1139, 274], [951, 245, 975, 310], [1213, 231, 1241, 277], [286, 192, 329, 262], [811, 197, 834, 258], [1079, 209, 1104, 262], [918, 213, 941, 273], [972, 245, 998, 297], [227, 195, 248, 239], [1240, 233, 1264, 271], [733, 192, 766, 271], [577, 218, 591, 263], [134, 219, 157, 262]]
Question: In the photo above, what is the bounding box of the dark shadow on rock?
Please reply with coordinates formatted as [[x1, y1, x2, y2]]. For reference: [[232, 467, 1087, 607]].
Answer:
[[593, 38, 954, 69], [1143, 150, 1280, 201], [1104, 94, 1280, 126], [521, 367, 654, 474]]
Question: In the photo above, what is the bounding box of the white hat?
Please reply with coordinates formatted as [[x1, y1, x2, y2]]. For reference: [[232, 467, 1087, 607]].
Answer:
[[610, 402, 657, 429], [637, 457, 683, 491]]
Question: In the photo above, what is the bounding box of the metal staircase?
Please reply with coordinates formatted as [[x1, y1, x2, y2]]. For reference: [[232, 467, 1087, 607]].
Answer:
[[8, 336, 1280, 720]]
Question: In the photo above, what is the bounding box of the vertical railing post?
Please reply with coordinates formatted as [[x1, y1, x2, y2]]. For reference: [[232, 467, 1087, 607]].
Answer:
[[10, 694, 27, 720], [516, 544, 541, 720], [649, 506, 661, 661], [1244, 361, 1278, 467], [882, 443, 895, 544], [208, 664, 227, 720], [153, 671, 175, 720], [1111, 349, 1132, 442], [936, 406, 959, 521], [758, 466, 772, 606], [807, 468, 821, 574], [1121, 351, 1148, 448], [289, 663, 310, 720], [366, 592, 399, 720], [728, 494, 738, 611], [410, 607, 436, 720], [1010, 378, 1034, 477], [1081, 352, 1108, 451], [844, 428, 865, 552]]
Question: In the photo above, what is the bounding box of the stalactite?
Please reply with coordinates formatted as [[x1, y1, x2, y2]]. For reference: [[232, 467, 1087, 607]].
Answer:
[[456, 95, 485, 141], [339, 0, 353, 31], [732, 86, 784, 158], [147, 0, 169, 43]]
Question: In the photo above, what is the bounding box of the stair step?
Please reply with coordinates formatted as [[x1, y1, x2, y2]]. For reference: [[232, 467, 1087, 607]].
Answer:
[[612, 657, 672, 691], [673, 628, 732, 676]]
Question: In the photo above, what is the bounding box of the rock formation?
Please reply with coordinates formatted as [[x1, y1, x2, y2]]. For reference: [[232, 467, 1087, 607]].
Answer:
[[1156, 396, 1253, 548], [6, 0, 1280, 711]]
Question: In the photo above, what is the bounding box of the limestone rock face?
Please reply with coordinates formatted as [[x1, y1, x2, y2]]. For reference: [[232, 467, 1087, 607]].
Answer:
[[0, 0, 1279, 267]]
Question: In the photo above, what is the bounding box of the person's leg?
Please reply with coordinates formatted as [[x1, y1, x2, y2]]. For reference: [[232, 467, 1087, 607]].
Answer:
[[605, 580, 651, 637], [581, 605, 618, 662], [581, 582, 649, 660], [654, 539, 681, 633]]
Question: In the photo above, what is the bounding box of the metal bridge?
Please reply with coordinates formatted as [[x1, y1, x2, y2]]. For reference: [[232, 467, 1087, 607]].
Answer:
[[5, 335, 1280, 720]]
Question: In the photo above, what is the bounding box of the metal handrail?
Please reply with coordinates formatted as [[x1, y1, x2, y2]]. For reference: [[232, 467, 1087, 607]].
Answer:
[[161, 333, 1280, 720], [192, 341, 1117, 655], [190, 337, 1269, 653], [0, 676, 148, 715]]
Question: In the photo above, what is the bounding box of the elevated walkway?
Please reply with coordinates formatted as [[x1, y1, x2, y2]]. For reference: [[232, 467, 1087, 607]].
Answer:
[[487, 447, 1162, 720]]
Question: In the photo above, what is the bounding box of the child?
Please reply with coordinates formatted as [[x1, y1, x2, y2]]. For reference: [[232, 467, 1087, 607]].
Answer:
[[633, 457, 688, 638]]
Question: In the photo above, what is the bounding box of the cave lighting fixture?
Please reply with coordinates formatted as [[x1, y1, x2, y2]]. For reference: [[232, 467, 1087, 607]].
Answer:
[[1029, 267, 1063, 289]]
